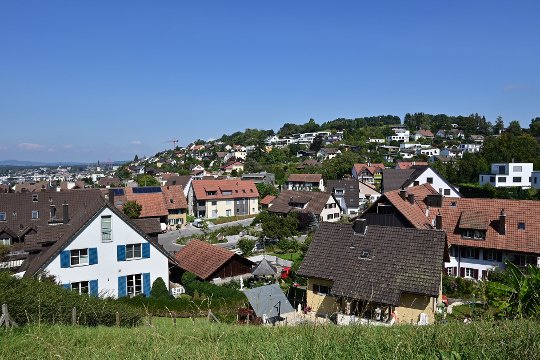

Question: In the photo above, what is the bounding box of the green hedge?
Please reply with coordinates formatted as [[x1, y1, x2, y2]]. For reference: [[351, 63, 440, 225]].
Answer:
[[0, 272, 142, 326]]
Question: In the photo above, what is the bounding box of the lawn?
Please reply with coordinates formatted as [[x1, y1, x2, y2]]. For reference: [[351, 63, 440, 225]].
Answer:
[[207, 214, 256, 225], [1, 320, 540, 359], [270, 251, 303, 262]]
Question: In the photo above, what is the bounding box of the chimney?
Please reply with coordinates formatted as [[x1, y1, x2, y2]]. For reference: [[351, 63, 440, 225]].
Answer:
[[108, 189, 115, 205], [353, 218, 367, 234], [435, 211, 443, 230], [63, 202, 69, 224], [499, 209, 506, 235], [407, 193, 415, 204], [399, 187, 407, 200]]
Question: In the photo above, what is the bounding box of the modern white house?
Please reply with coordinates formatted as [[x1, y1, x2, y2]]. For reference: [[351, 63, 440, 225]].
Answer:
[[0, 190, 175, 298], [386, 128, 410, 143], [479, 162, 534, 188], [459, 143, 481, 154]]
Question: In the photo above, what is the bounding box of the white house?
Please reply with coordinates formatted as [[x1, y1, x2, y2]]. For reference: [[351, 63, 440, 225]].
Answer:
[[532, 171, 540, 189], [1, 191, 175, 298], [417, 147, 440, 157], [386, 128, 410, 143], [382, 166, 461, 197], [459, 143, 481, 154], [479, 162, 535, 188]]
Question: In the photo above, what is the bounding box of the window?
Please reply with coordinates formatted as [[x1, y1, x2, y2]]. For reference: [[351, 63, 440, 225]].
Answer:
[[483, 249, 502, 262], [426, 177, 433, 184], [461, 247, 479, 259], [462, 230, 484, 240], [32, 194, 38, 202], [335, 189, 344, 195], [0, 212, 5, 221], [101, 215, 112, 242], [211, 201, 217, 206], [413, 181, 420, 186], [126, 274, 143, 297], [0, 237, 10, 246], [198, 201, 205, 206], [513, 177, 521, 183], [222, 190, 232, 196], [326, 214, 333, 220], [535, 178, 538, 184], [490, 176, 495, 182], [31, 210, 39, 219], [71, 281, 89, 295], [126, 244, 142, 260], [206, 191, 216, 196], [464, 268, 474, 278], [313, 284, 331, 295], [498, 165, 505, 174], [444, 189, 451, 196], [498, 177, 506, 183], [513, 166, 522, 172], [518, 222, 526, 230], [70, 249, 89, 266]]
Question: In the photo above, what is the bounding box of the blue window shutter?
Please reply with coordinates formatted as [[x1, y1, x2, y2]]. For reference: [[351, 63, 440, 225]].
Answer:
[[62, 283, 70, 290], [89, 248, 98, 265], [142, 243, 150, 259], [143, 273, 151, 297], [89, 280, 99, 296], [117, 245, 126, 261], [118, 276, 127, 297], [60, 250, 70, 268]]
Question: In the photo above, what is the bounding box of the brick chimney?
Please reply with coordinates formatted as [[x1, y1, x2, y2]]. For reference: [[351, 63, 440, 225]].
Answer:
[[399, 187, 407, 201], [407, 193, 415, 204], [62, 202, 69, 224]]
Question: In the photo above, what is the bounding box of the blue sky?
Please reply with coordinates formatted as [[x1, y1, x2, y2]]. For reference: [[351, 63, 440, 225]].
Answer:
[[0, 1, 539, 162]]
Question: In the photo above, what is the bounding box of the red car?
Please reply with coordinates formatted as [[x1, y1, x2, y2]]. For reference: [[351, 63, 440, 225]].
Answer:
[[281, 267, 291, 279], [442, 295, 449, 306]]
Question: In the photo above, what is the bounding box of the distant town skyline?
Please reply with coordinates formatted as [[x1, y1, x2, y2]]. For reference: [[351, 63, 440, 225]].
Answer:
[[1, 1, 539, 162]]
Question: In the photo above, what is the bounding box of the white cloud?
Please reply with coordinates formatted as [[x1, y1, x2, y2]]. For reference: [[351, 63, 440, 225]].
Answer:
[[131, 140, 142, 145], [17, 143, 45, 150], [63, 144, 74, 149]]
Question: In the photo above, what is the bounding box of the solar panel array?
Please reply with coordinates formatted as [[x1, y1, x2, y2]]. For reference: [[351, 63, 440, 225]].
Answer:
[[132, 187, 162, 194], [112, 189, 125, 196]]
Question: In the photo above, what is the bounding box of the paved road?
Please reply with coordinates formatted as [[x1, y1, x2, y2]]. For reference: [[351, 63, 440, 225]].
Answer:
[[158, 218, 254, 253]]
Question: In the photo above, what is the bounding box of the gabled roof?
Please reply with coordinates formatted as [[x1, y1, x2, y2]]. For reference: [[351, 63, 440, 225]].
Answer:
[[366, 185, 540, 255], [353, 163, 385, 176], [243, 284, 295, 318], [113, 185, 187, 218], [287, 174, 323, 183], [175, 240, 254, 280], [17, 192, 176, 277], [395, 161, 429, 170], [298, 223, 446, 306], [327, 179, 360, 208], [268, 190, 338, 216], [191, 179, 259, 201], [416, 129, 434, 137]]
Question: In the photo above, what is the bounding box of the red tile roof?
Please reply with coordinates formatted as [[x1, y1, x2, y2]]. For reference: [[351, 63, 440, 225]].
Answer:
[[174, 240, 235, 280], [287, 174, 322, 183], [192, 179, 259, 201], [114, 185, 187, 218], [353, 163, 385, 176], [375, 185, 540, 254], [395, 161, 429, 170], [260, 195, 276, 206]]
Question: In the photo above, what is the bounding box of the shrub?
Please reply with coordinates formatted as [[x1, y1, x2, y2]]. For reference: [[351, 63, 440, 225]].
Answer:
[[150, 277, 170, 300], [0, 271, 142, 326], [237, 238, 255, 256]]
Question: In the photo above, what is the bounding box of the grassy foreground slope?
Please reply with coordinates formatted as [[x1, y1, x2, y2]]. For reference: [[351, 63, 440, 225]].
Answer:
[[1, 319, 539, 359]]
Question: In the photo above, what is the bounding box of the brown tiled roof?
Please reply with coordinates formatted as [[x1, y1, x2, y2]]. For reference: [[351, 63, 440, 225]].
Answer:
[[260, 195, 276, 206], [113, 185, 187, 218], [327, 179, 360, 208], [175, 240, 253, 280], [353, 163, 385, 176], [268, 190, 337, 216], [395, 161, 429, 170], [14, 181, 52, 193], [417, 129, 434, 137], [132, 218, 162, 234], [98, 177, 121, 187], [162, 185, 188, 210], [369, 185, 540, 254], [192, 179, 259, 201], [165, 175, 191, 189], [287, 174, 322, 183], [298, 223, 446, 305]]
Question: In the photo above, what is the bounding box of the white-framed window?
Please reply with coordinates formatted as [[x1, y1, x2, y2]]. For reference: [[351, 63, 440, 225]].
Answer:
[[326, 214, 333, 220], [513, 177, 521, 183], [71, 281, 89, 295], [226, 209, 231, 216], [126, 244, 142, 260], [464, 268, 474, 278], [444, 189, 451, 196], [499, 177, 506, 183], [31, 210, 39, 219], [0, 212, 6, 221], [427, 177, 433, 184], [101, 215, 112, 242], [0, 237, 10, 246], [513, 166, 522, 172], [127, 274, 143, 297], [70, 249, 89, 266], [446, 267, 454, 276], [211, 201, 217, 206]]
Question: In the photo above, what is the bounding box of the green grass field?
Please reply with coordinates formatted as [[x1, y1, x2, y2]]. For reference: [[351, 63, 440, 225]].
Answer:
[[1, 319, 539, 359]]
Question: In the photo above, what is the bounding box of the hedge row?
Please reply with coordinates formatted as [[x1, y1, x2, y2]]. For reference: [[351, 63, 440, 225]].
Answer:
[[0, 272, 142, 326]]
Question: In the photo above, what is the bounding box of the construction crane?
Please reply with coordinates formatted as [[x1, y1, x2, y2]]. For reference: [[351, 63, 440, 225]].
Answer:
[[165, 139, 179, 149]]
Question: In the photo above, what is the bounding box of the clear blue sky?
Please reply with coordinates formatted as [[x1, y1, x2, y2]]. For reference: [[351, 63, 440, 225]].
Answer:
[[1, 1, 539, 162]]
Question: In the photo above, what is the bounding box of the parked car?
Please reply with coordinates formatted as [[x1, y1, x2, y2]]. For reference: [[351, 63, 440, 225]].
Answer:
[[192, 219, 205, 228]]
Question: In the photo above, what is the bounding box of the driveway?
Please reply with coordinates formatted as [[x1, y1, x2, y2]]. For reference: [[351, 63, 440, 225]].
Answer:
[[158, 217, 254, 253]]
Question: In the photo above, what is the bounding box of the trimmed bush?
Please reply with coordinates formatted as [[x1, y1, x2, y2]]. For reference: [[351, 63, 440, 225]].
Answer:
[[150, 277, 170, 300]]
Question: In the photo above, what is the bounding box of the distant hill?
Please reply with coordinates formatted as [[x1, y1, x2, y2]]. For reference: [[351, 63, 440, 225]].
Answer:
[[0, 160, 129, 167]]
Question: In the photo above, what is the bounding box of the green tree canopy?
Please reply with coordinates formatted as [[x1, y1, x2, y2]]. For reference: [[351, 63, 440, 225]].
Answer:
[[135, 174, 160, 187], [123, 200, 142, 219]]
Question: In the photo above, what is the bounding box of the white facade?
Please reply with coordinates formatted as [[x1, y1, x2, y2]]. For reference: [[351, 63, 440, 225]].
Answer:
[[386, 129, 410, 143], [479, 163, 534, 188], [418, 147, 440, 157], [440, 148, 463, 159], [406, 168, 461, 197], [44, 207, 170, 298], [320, 196, 342, 222], [459, 143, 481, 153]]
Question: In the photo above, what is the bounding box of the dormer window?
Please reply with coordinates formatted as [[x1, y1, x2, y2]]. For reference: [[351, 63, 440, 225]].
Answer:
[[206, 191, 217, 196], [32, 194, 38, 202], [0, 212, 6, 221], [31, 210, 39, 219], [518, 222, 526, 230], [462, 229, 485, 240]]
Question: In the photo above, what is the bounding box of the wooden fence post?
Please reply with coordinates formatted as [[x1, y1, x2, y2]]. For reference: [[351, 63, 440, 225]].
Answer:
[[71, 307, 77, 325], [0, 304, 18, 329], [115, 311, 120, 327]]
